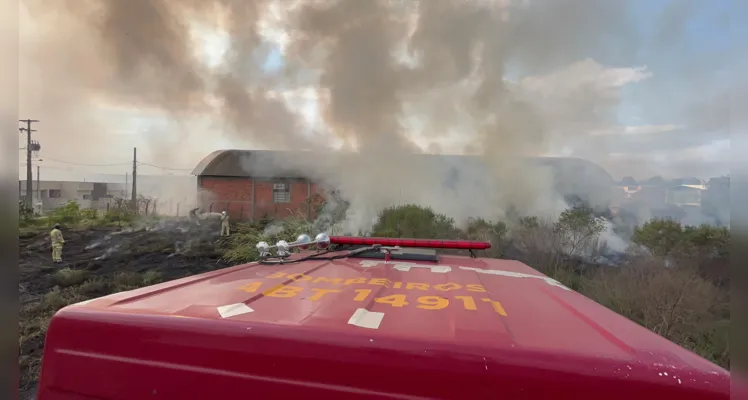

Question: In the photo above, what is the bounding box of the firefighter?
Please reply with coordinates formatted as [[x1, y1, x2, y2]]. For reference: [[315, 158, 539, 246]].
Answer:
[[220, 211, 230, 236], [50, 223, 65, 264]]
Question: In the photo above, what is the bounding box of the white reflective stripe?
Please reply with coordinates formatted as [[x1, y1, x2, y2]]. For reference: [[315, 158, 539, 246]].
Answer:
[[356, 261, 568, 290], [358, 260, 451, 273], [459, 267, 571, 290], [358, 260, 381, 268], [347, 308, 384, 329], [393, 263, 451, 273], [217, 303, 255, 318]]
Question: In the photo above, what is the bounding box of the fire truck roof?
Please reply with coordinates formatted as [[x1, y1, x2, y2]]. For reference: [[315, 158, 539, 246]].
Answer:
[[45, 251, 729, 399]]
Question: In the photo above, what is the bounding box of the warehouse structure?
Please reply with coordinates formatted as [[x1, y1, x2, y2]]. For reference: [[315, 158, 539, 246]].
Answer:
[[191, 150, 325, 220], [191, 150, 616, 221]]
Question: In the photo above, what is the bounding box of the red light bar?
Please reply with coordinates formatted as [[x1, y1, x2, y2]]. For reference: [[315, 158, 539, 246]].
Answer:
[[329, 236, 491, 250]]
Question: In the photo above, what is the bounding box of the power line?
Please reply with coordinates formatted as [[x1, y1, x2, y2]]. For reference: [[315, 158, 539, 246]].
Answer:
[[25, 155, 194, 171], [137, 162, 193, 171], [19, 164, 77, 170], [40, 156, 131, 167]]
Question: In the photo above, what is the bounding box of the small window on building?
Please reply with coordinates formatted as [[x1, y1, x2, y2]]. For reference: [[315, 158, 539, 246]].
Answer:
[[49, 189, 62, 198], [273, 182, 291, 203], [82, 194, 91, 200]]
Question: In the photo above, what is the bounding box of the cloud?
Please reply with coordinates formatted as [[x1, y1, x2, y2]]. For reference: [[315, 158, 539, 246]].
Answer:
[[519, 58, 652, 99], [590, 124, 685, 136]]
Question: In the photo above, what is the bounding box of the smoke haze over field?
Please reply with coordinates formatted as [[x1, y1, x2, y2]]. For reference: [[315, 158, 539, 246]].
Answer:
[[16, 0, 738, 231]]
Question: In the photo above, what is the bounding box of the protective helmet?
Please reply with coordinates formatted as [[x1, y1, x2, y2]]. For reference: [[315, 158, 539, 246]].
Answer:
[[54, 223, 61, 229], [222, 211, 227, 215]]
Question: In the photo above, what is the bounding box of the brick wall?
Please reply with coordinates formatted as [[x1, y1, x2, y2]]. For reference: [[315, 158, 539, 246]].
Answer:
[[200, 177, 254, 219], [199, 176, 326, 221]]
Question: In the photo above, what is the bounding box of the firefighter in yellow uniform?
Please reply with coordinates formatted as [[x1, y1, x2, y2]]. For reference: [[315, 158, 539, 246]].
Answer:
[[50, 223, 65, 263], [220, 211, 230, 236]]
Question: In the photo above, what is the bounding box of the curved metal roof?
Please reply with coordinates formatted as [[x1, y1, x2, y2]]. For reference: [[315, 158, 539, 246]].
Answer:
[[192, 149, 615, 186], [191, 150, 311, 178]]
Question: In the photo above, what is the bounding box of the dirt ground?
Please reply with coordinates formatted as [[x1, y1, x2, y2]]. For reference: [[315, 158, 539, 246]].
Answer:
[[19, 220, 231, 399]]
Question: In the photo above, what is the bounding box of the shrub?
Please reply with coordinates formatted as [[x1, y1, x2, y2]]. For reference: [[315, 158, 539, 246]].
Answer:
[[53, 268, 89, 287], [555, 205, 606, 259], [510, 216, 565, 274], [371, 205, 459, 239], [464, 218, 508, 257], [221, 217, 316, 264], [48, 201, 82, 225], [631, 219, 687, 257], [19, 200, 34, 221], [582, 261, 729, 367], [212, 204, 733, 369]]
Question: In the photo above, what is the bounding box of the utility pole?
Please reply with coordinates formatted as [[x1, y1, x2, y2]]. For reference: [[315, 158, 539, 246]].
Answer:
[[36, 165, 40, 205], [131, 147, 137, 212], [19, 119, 39, 209]]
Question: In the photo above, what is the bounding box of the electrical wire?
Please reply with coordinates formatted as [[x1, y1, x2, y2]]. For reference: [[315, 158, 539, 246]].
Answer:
[[38, 156, 131, 167], [24, 156, 193, 171], [137, 162, 193, 171]]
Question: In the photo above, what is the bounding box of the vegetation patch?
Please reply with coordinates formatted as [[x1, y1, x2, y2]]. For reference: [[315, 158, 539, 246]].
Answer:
[[18, 201, 730, 399]]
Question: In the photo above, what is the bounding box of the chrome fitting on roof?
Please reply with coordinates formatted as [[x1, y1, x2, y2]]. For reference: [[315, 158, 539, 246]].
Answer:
[[255, 232, 331, 259]]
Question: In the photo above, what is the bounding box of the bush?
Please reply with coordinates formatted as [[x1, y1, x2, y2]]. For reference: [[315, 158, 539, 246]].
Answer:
[[53, 268, 89, 287], [464, 218, 508, 257], [555, 205, 606, 259], [79, 208, 99, 221], [582, 261, 729, 367], [632, 219, 730, 287], [221, 216, 316, 264], [511, 216, 565, 274], [48, 201, 82, 225], [210, 204, 733, 369], [631, 219, 687, 257], [371, 205, 459, 239], [19, 200, 34, 220]]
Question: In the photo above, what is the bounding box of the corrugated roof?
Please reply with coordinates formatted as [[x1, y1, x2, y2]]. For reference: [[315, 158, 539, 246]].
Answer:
[[191, 150, 311, 178], [191, 150, 615, 187]]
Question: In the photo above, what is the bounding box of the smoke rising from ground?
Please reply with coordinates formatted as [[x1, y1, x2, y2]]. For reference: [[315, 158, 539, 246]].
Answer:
[[18, 0, 734, 233]]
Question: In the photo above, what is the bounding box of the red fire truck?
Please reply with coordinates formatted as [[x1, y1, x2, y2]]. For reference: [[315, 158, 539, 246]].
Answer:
[[37, 234, 730, 399]]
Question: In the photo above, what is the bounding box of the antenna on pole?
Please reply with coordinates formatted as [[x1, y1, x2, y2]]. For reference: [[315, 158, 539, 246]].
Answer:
[[19, 119, 39, 209]]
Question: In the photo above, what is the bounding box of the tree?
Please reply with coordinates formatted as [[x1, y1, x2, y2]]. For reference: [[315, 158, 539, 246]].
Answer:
[[371, 205, 458, 239], [464, 217, 508, 258], [19, 200, 34, 221], [631, 219, 684, 258], [555, 205, 605, 258]]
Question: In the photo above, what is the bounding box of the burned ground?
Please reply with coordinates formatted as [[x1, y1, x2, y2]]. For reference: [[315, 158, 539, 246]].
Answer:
[[19, 221, 231, 399], [17, 205, 730, 398]]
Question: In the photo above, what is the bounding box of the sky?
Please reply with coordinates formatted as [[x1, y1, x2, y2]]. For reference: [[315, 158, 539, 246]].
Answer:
[[17, 0, 740, 183]]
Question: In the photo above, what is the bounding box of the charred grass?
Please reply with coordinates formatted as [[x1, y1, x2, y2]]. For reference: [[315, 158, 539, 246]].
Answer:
[[18, 205, 731, 398], [19, 221, 230, 399]]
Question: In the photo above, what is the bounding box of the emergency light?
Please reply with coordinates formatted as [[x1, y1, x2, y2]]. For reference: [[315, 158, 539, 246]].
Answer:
[[329, 236, 491, 250], [256, 233, 490, 259]]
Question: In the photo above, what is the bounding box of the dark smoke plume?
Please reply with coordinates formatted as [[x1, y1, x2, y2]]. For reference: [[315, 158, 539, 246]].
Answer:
[[18, 0, 734, 232]]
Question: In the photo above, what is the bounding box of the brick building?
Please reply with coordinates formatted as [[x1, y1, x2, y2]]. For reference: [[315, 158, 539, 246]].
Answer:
[[192, 150, 327, 220], [192, 149, 617, 221]]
